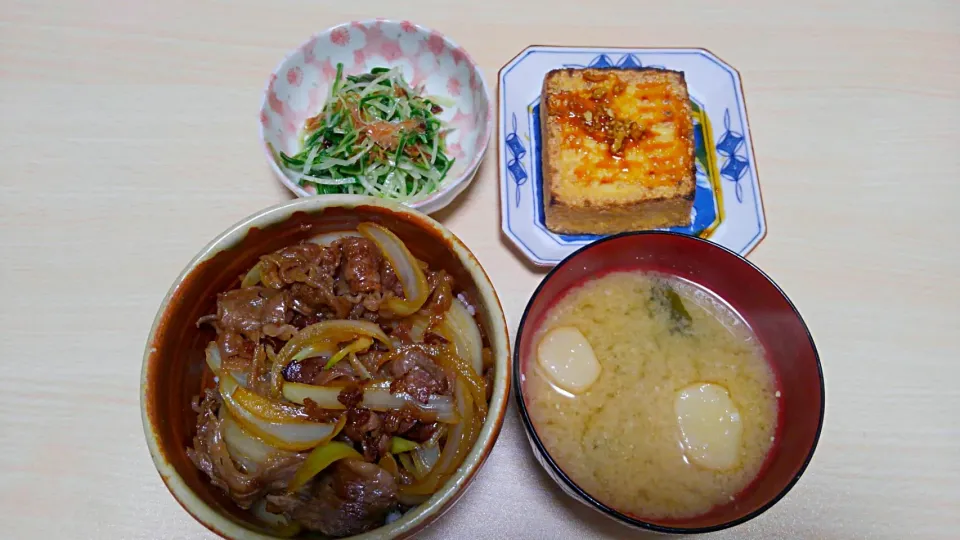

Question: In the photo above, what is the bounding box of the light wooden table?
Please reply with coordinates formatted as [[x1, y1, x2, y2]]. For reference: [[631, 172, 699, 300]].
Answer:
[[2, 1, 958, 538]]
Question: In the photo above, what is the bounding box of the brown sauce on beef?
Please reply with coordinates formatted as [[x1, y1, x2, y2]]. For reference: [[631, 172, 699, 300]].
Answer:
[[186, 231, 493, 537]]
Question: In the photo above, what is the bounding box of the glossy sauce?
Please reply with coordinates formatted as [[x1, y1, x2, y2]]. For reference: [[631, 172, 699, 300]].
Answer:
[[546, 71, 692, 186]]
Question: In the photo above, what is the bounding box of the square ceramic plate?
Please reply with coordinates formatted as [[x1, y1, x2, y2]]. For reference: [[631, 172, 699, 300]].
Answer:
[[498, 46, 766, 267]]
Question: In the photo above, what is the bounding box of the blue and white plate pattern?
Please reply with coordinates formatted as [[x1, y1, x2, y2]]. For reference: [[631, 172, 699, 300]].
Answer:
[[498, 47, 765, 266]]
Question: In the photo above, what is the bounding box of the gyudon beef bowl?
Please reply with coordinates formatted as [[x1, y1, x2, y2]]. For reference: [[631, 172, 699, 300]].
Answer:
[[141, 196, 510, 539]]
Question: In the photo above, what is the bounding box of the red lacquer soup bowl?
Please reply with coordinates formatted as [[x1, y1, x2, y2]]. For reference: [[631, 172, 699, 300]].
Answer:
[[514, 231, 824, 534], [140, 195, 511, 539]]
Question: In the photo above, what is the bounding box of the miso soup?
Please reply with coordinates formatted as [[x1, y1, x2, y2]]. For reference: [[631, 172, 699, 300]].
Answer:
[[526, 270, 779, 520]]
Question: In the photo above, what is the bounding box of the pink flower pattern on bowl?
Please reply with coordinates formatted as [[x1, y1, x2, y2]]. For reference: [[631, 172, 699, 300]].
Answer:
[[260, 20, 493, 214]]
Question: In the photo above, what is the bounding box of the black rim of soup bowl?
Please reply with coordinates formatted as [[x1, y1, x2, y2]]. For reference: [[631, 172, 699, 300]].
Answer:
[[512, 231, 825, 534]]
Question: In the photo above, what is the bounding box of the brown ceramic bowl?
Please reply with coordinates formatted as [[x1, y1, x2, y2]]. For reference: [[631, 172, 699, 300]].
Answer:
[[141, 196, 510, 539]]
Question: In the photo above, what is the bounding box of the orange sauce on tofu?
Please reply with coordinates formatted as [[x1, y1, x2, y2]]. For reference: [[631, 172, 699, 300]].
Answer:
[[546, 72, 691, 187]]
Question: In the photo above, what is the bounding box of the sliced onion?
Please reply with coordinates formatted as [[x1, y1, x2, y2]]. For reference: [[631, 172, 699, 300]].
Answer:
[[223, 398, 340, 452], [240, 261, 264, 288], [308, 230, 363, 246], [231, 370, 249, 388], [325, 337, 373, 369], [390, 436, 418, 454], [220, 372, 339, 452], [272, 320, 392, 396], [282, 383, 457, 423], [291, 341, 338, 362], [399, 380, 470, 496], [279, 320, 390, 365], [437, 378, 477, 480], [349, 353, 372, 380], [425, 425, 446, 448], [414, 444, 440, 475], [251, 499, 300, 537], [222, 355, 251, 376], [437, 298, 484, 375], [455, 387, 482, 477], [288, 442, 363, 491], [408, 314, 431, 343], [358, 222, 429, 316], [432, 345, 488, 422], [378, 453, 400, 479], [233, 388, 312, 423], [398, 452, 424, 481], [221, 409, 292, 472], [218, 370, 309, 423], [361, 390, 456, 423], [205, 341, 249, 387], [205, 341, 222, 374]]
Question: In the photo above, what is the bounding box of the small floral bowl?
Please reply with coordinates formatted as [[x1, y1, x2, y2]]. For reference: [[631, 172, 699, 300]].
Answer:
[[260, 20, 493, 214]]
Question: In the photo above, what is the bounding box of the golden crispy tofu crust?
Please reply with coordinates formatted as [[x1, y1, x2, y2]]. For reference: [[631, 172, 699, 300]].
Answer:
[[541, 67, 696, 234]]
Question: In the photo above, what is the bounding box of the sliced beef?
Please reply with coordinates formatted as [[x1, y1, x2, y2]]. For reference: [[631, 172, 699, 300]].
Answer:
[[386, 346, 452, 403], [261, 290, 289, 322], [315, 362, 358, 386], [343, 408, 381, 441], [342, 408, 390, 462], [339, 237, 382, 294], [423, 332, 449, 346], [216, 288, 290, 342], [382, 405, 438, 443], [337, 385, 364, 408], [386, 347, 447, 383], [360, 293, 383, 313], [312, 243, 342, 279], [404, 421, 439, 443], [348, 302, 368, 320], [356, 349, 391, 374], [289, 281, 351, 320], [266, 460, 397, 537], [302, 398, 344, 423], [365, 434, 391, 463], [422, 270, 454, 317], [218, 331, 255, 359], [290, 310, 324, 330], [288, 282, 327, 311], [282, 357, 326, 385], [186, 389, 305, 509], [260, 242, 341, 289], [391, 369, 442, 404], [261, 322, 297, 341], [388, 319, 414, 344], [283, 357, 358, 386], [381, 407, 418, 436]]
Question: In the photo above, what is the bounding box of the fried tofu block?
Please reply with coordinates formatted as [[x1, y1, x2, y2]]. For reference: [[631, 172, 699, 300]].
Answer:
[[541, 67, 696, 234]]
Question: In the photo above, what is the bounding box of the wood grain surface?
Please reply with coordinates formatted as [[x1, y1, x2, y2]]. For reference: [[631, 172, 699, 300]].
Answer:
[[1, 1, 958, 538]]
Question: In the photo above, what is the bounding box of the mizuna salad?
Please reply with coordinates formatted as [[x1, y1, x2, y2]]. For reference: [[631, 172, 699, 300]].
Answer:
[[278, 65, 455, 202]]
